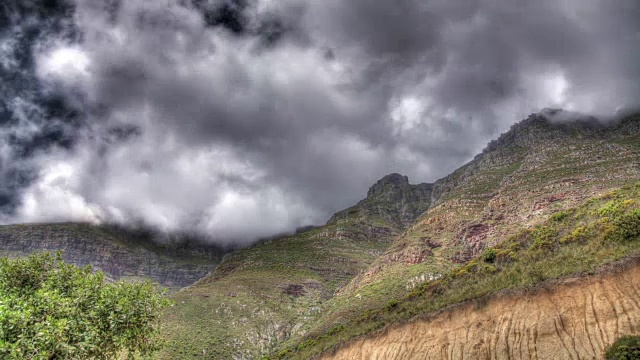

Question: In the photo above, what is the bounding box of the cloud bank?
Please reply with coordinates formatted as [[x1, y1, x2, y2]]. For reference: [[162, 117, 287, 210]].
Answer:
[[1, 0, 639, 245]]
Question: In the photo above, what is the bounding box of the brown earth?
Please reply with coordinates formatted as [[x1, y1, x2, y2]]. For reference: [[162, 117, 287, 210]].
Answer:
[[322, 258, 640, 360]]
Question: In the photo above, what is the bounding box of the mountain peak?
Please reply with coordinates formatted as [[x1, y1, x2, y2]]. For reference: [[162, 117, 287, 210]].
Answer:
[[367, 173, 410, 198], [327, 173, 433, 228]]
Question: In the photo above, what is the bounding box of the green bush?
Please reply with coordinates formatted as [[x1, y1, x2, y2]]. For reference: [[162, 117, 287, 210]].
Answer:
[[551, 211, 570, 222], [560, 226, 589, 244], [0, 252, 171, 359], [598, 200, 625, 217], [385, 300, 399, 311], [529, 226, 556, 251], [326, 324, 345, 336], [481, 264, 498, 274], [609, 209, 640, 243], [482, 249, 497, 263], [605, 335, 640, 360]]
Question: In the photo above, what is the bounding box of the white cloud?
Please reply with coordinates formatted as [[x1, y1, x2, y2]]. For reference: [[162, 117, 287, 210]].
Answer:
[[36, 46, 91, 86], [3, 0, 639, 245]]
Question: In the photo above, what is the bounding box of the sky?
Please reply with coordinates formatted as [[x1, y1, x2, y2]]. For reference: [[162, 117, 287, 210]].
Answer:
[[0, 0, 639, 245]]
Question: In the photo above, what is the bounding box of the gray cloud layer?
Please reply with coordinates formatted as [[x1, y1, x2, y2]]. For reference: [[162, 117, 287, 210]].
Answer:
[[1, 0, 639, 244]]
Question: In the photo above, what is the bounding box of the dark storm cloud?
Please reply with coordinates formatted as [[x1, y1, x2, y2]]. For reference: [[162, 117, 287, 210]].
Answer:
[[2, 0, 639, 244], [0, 0, 82, 216]]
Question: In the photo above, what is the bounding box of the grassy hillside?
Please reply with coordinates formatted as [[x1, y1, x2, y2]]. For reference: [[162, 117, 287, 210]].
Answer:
[[274, 180, 640, 359], [277, 114, 640, 351], [158, 176, 432, 359]]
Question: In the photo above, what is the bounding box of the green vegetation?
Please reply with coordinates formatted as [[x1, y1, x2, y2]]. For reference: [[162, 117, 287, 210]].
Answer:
[[158, 220, 397, 359], [605, 336, 640, 360], [551, 210, 570, 222], [272, 182, 640, 359], [481, 248, 497, 263], [0, 252, 170, 359]]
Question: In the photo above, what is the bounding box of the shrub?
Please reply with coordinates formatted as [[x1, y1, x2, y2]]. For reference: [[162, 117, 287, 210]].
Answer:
[[457, 260, 478, 276], [0, 252, 170, 359], [608, 209, 640, 243], [482, 249, 497, 263], [560, 226, 589, 244], [481, 264, 497, 274], [296, 339, 317, 351], [605, 335, 640, 360], [529, 226, 556, 251], [598, 200, 625, 217], [327, 324, 345, 336], [495, 249, 517, 264], [551, 211, 570, 222], [385, 300, 399, 311]]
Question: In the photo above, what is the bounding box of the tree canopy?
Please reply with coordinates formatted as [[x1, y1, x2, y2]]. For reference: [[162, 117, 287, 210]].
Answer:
[[0, 252, 170, 359]]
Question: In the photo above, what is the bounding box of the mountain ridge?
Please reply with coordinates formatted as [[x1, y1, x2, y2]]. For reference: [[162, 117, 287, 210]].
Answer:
[[0, 223, 227, 289], [2, 111, 640, 359]]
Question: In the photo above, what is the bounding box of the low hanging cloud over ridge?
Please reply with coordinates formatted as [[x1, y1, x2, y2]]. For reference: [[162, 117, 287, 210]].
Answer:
[[1, 0, 639, 245]]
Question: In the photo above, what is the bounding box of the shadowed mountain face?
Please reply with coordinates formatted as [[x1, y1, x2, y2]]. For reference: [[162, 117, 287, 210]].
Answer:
[[158, 113, 640, 359], [0, 223, 226, 289]]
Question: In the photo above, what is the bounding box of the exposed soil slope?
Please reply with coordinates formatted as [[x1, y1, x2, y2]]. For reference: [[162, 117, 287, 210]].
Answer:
[[323, 259, 640, 360]]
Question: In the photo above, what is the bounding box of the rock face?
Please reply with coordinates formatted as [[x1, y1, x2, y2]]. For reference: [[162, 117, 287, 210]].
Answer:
[[323, 259, 640, 360], [329, 173, 433, 229], [365, 173, 434, 227], [0, 223, 225, 289]]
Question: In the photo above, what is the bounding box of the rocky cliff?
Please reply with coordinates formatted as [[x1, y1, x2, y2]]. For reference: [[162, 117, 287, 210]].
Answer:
[[0, 223, 225, 289], [328, 173, 433, 229], [323, 258, 640, 360]]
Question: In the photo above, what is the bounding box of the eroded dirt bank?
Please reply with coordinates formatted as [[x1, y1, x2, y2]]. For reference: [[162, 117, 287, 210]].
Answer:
[[322, 259, 640, 360]]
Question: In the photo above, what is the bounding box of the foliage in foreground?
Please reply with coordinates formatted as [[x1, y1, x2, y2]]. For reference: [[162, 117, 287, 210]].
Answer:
[[0, 252, 171, 359], [605, 336, 640, 360]]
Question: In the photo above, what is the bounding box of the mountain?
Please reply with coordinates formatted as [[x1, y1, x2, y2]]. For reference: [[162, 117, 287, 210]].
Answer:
[[2, 111, 640, 359], [159, 172, 433, 358], [159, 111, 640, 359], [0, 223, 226, 289], [273, 112, 640, 359]]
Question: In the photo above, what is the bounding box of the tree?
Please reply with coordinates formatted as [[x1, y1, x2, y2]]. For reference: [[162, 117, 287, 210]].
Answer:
[[0, 252, 171, 359]]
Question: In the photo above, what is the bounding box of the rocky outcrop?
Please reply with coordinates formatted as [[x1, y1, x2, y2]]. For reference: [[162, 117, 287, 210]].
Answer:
[[0, 223, 225, 289], [322, 259, 640, 360], [329, 173, 433, 229]]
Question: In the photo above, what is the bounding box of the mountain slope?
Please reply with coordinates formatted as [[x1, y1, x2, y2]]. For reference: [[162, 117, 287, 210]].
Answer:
[[282, 180, 640, 359], [271, 113, 640, 358], [323, 257, 640, 359], [293, 113, 640, 336], [158, 175, 432, 359], [3, 111, 639, 359]]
